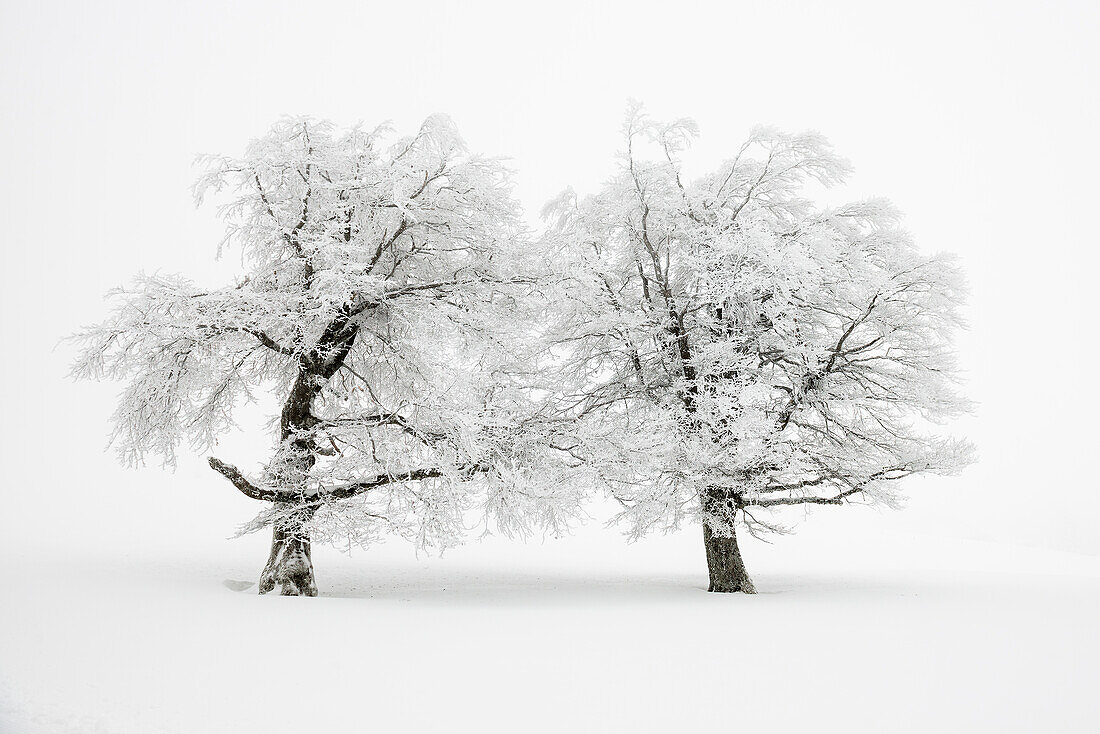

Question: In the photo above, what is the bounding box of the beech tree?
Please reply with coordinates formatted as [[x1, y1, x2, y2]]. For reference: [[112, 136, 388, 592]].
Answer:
[[543, 104, 973, 593], [71, 117, 580, 596]]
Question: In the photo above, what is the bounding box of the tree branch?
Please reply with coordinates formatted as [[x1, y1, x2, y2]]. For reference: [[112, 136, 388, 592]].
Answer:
[[208, 456, 484, 505], [243, 328, 295, 356], [196, 324, 294, 357], [207, 457, 287, 502], [752, 485, 865, 507], [345, 275, 537, 317], [749, 466, 916, 507], [776, 293, 880, 431]]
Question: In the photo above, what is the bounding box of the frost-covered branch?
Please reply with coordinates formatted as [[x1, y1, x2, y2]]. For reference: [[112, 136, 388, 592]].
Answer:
[[207, 456, 487, 505]]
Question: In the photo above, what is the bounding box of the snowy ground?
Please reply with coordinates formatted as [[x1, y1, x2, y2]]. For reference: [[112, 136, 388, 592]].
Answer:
[[2, 506, 1097, 734]]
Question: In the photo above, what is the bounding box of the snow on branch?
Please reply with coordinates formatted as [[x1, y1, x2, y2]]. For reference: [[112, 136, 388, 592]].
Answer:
[[207, 456, 486, 506]]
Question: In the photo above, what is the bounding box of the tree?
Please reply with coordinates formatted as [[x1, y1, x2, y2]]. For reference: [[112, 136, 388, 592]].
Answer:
[[71, 116, 580, 596], [543, 104, 973, 593]]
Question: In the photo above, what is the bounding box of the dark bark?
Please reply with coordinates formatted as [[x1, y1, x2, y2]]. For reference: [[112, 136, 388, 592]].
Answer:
[[257, 370, 323, 596], [703, 521, 755, 594], [255, 308, 357, 597], [259, 510, 317, 596]]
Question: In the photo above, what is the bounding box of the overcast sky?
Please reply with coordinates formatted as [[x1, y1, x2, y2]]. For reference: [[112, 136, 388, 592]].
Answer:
[[2, 0, 1098, 553]]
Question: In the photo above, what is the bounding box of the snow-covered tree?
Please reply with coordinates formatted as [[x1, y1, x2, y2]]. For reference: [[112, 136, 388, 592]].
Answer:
[[543, 104, 973, 593], [71, 117, 582, 596]]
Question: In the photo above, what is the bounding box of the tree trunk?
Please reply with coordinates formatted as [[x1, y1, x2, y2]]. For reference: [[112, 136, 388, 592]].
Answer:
[[703, 521, 755, 594], [258, 512, 317, 596]]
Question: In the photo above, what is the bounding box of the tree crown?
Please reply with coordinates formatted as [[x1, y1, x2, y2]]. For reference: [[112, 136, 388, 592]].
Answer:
[[543, 105, 973, 538]]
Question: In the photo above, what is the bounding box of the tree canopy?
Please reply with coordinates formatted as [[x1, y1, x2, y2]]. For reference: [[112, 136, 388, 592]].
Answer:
[[72, 117, 582, 566], [542, 104, 973, 555]]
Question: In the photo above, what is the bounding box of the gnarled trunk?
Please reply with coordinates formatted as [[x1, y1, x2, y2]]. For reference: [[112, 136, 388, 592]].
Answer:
[[258, 364, 326, 597], [259, 511, 317, 596], [703, 521, 755, 593]]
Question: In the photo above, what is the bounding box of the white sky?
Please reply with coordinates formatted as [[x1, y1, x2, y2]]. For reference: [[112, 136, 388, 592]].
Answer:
[[2, 0, 1098, 552]]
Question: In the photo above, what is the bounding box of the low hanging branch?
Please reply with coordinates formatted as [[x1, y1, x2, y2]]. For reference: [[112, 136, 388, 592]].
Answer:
[[750, 466, 919, 507], [207, 456, 486, 506], [753, 485, 866, 507]]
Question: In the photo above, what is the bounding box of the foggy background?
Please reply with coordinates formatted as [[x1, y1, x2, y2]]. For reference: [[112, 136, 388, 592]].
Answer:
[[2, 0, 1098, 559]]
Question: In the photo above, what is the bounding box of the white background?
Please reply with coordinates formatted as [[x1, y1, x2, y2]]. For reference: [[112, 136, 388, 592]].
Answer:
[[1, 2, 1098, 732]]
